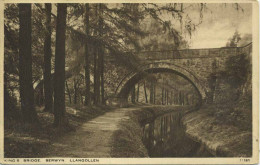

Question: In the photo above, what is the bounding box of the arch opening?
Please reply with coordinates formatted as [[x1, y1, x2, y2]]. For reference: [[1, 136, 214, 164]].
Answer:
[[115, 63, 207, 105]]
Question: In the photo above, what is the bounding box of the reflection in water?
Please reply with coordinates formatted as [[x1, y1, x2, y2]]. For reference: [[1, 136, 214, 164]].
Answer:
[[142, 110, 214, 157]]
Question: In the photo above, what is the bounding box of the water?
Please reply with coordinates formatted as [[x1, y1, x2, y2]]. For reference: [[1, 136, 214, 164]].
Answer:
[[142, 110, 214, 157]]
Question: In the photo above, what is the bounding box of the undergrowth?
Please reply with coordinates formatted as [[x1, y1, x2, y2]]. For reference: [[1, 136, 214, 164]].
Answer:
[[203, 96, 252, 132]]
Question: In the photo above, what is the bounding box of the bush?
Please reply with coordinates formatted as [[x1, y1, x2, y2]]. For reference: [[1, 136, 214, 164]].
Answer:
[[224, 53, 251, 89], [4, 86, 20, 120]]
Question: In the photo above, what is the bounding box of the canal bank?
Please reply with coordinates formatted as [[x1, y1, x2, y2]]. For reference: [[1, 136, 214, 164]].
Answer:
[[111, 105, 252, 157], [182, 104, 252, 157], [110, 105, 201, 157]]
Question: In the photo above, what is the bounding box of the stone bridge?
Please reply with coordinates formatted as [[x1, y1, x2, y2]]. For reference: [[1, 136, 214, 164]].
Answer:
[[107, 43, 252, 105], [34, 43, 252, 106]]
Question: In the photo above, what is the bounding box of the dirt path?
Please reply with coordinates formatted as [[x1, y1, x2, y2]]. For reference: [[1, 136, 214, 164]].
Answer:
[[46, 107, 140, 158]]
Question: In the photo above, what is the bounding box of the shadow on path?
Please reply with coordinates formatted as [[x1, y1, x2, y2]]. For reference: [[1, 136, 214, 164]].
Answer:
[[46, 107, 142, 158]]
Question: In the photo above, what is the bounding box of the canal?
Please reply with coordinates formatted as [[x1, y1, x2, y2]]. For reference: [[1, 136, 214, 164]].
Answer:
[[142, 109, 214, 157]]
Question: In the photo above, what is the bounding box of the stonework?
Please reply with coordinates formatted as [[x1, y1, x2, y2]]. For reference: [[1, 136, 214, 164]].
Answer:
[[106, 43, 252, 104]]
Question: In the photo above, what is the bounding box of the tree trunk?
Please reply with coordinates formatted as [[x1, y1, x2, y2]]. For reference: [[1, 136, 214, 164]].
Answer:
[[178, 91, 181, 105], [40, 85, 44, 105], [148, 122, 154, 151], [93, 44, 100, 105], [131, 86, 135, 103], [166, 90, 169, 105], [136, 83, 139, 102], [165, 89, 167, 105], [170, 91, 173, 105], [149, 81, 154, 104], [160, 117, 163, 136], [181, 91, 184, 105], [182, 92, 185, 105], [93, 5, 100, 105], [184, 93, 186, 105], [186, 94, 189, 105], [53, 4, 67, 127], [19, 4, 38, 124], [98, 4, 105, 105], [100, 49, 105, 104], [43, 3, 53, 112], [144, 81, 148, 103], [73, 78, 77, 104], [175, 93, 178, 105], [161, 87, 164, 105], [80, 93, 84, 105], [84, 4, 91, 106], [65, 81, 71, 104], [93, 43, 98, 104], [164, 88, 167, 105], [153, 83, 156, 104]]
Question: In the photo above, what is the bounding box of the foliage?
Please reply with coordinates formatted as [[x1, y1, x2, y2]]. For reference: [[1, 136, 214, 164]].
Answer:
[[226, 31, 252, 47], [238, 33, 252, 47], [4, 3, 208, 104], [223, 53, 251, 89], [226, 31, 241, 47], [4, 85, 19, 120], [4, 4, 55, 94], [203, 94, 252, 132], [208, 32, 252, 103], [184, 101, 252, 157], [4, 4, 19, 84], [139, 17, 189, 51]]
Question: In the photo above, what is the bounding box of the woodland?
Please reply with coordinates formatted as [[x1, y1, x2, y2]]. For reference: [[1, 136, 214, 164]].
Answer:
[[4, 3, 252, 157]]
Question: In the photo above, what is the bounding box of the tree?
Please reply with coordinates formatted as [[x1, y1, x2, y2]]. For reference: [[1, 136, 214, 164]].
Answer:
[[150, 81, 154, 104], [153, 83, 156, 104], [19, 4, 39, 124], [100, 47, 105, 105], [4, 72, 18, 119], [143, 81, 148, 103], [99, 4, 105, 105], [53, 4, 67, 127], [93, 5, 100, 105], [211, 32, 252, 102], [4, 5, 20, 118], [43, 3, 53, 112], [238, 33, 252, 47], [226, 31, 241, 47], [220, 53, 251, 99], [65, 80, 71, 104], [170, 91, 173, 105], [161, 87, 164, 105], [136, 83, 140, 102], [84, 4, 91, 106], [93, 42, 100, 104], [164, 89, 167, 105], [72, 74, 84, 104], [166, 90, 169, 105], [131, 87, 135, 103], [25, 3, 211, 107], [73, 78, 77, 104]]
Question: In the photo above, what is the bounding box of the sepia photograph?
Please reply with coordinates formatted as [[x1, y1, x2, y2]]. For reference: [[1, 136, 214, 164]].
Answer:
[[1, 0, 259, 164]]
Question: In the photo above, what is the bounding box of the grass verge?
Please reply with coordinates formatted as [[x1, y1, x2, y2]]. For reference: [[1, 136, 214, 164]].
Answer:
[[182, 97, 252, 157]]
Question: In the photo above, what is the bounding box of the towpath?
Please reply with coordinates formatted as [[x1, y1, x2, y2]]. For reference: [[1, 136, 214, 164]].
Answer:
[[46, 107, 140, 157]]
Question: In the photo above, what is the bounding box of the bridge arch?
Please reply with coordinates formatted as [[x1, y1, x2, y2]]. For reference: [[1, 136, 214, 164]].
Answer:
[[115, 62, 207, 103]]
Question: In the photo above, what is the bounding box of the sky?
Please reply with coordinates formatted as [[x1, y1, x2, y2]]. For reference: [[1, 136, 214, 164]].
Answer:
[[182, 3, 252, 49]]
